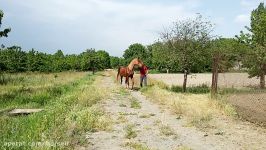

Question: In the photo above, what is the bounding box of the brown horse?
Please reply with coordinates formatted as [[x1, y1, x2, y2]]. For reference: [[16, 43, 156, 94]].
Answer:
[[117, 58, 143, 89]]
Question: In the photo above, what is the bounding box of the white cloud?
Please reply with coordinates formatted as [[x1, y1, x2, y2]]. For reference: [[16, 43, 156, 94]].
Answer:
[[234, 0, 265, 27], [240, 0, 265, 11], [213, 17, 225, 26], [234, 14, 249, 24], [3, 0, 199, 56], [2, 0, 200, 55]]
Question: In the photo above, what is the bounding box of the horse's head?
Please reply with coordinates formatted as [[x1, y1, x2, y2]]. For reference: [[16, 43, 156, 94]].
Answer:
[[128, 58, 144, 70], [135, 57, 144, 68]]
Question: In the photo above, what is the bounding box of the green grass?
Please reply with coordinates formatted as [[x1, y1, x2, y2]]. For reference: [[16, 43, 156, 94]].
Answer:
[[159, 124, 176, 137], [171, 84, 210, 94], [170, 83, 266, 95], [0, 73, 25, 85], [176, 145, 192, 150], [218, 87, 266, 95], [141, 84, 218, 130], [119, 104, 127, 107], [131, 99, 141, 109], [148, 69, 161, 74], [1, 81, 76, 110], [124, 124, 137, 139], [139, 113, 151, 118], [0, 72, 111, 150], [125, 142, 150, 150], [117, 115, 127, 123], [119, 87, 130, 96], [187, 113, 213, 130]]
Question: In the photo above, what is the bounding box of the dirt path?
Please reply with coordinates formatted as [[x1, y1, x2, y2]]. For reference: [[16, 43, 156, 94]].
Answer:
[[86, 73, 266, 150]]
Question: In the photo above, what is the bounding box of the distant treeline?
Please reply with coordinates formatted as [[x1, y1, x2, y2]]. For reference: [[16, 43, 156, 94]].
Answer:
[[0, 46, 115, 72], [0, 39, 241, 73]]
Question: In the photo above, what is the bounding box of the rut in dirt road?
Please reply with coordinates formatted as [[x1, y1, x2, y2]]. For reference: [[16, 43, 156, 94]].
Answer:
[[86, 73, 265, 150]]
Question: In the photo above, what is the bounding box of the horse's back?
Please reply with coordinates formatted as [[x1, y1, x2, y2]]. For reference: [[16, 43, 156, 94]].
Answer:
[[118, 67, 127, 76], [118, 66, 134, 77]]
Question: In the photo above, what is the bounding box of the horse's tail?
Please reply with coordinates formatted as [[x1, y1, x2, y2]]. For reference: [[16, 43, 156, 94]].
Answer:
[[117, 67, 121, 81]]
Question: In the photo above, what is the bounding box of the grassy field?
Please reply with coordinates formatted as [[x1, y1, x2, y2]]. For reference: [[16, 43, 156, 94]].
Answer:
[[1, 71, 265, 149], [116, 72, 266, 128], [0, 72, 112, 150], [149, 73, 264, 88], [137, 79, 236, 130], [144, 73, 266, 127], [117, 73, 233, 130]]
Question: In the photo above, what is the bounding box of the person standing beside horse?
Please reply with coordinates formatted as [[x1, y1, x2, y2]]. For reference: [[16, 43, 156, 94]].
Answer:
[[140, 64, 148, 87]]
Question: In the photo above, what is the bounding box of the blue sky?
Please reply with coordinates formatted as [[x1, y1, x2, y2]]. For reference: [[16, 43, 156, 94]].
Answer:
[[0, 0, 265, 56]]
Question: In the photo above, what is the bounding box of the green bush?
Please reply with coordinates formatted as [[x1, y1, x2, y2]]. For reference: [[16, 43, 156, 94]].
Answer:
[[148, 69, 161, 74], [171, 84, 210, 94], [219, 87, 266, 95]]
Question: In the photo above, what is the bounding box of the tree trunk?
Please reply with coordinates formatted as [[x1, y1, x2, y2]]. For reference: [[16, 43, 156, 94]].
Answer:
[[211, 55, 219, 98], [260, 73, 265, 89], [183, 70, 188, 92], [260, 64, 266, 89]]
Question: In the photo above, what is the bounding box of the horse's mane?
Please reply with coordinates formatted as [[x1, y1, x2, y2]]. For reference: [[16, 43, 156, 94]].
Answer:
[[128, 58, 143, 71]]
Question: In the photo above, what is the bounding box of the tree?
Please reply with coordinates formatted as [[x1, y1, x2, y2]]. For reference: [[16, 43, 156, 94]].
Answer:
[[81, 49, 112, 73], [1, 46, 27, 72], [209, 38, 239, 97], [96, 50, 111, 69], [151, 41, 178, 72], [110, 56, 124, 68], [0, 10, 11, 38], [123, 43, 148, 65], [161, 15, 214, 92], [145, 44, 153, 68], [0, 46, 112, 73], [81, 49, 95, 72], [36, 52, 51, 72], [237, 3, 266, 88], [53, 50, 66, 72], [0, 10, 11, 72], [65, 54, 81, 71], [27, 49, 38, 71]]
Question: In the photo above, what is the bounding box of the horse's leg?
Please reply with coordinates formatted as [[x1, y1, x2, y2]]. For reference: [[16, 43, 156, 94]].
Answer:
[[131, 76, 134, 90], [140, 76, 143, 87], [120, 76, 123, 84], [126, 77, 129, 89], [117, 68, 120, 82], [125, 76, 128, 88]]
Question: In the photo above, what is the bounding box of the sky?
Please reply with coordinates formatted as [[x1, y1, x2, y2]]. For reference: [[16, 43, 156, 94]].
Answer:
[[0, 0, 265, 56]]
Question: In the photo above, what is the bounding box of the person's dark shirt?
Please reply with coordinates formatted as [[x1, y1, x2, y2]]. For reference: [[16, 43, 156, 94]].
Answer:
[[140, 65, 148, 77]]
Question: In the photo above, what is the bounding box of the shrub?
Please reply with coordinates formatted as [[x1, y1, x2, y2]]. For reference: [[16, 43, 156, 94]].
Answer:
[[171, 84, 210, 94]]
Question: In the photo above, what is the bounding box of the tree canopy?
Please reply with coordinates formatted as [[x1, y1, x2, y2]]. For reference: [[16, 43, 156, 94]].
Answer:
[[0, 47, 111, 73], [160, 15, 214, 91], [123, 43, 149, 65], [236, 2, 266, 88], [0, 10, 11, 38]]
